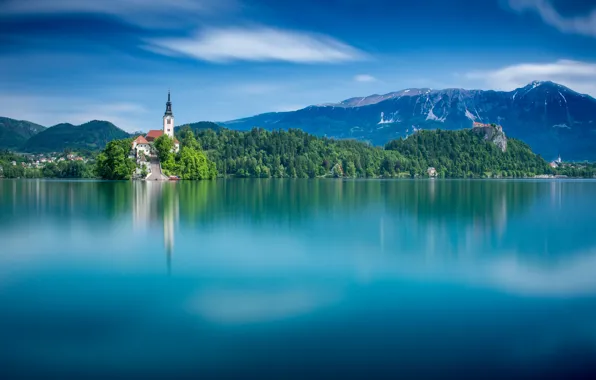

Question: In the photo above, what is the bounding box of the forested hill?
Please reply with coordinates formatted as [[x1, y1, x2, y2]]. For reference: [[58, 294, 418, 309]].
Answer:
[[24, 120, 130, 153], [385, 129, 551, 178], [0, 117, 46, 150], [191, 127, 554, 178]]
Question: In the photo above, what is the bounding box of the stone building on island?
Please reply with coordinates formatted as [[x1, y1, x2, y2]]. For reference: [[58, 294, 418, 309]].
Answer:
[[132, 92, 180, 158]]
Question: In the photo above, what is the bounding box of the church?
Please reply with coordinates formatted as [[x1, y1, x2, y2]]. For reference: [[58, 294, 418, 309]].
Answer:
[[132, 92, 180, 157]]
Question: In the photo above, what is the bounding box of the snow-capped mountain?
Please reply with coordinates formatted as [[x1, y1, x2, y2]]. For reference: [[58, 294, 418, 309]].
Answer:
[[223, 81, 596, 160]]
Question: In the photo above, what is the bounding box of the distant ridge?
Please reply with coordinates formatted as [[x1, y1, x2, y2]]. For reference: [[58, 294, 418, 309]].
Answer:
[[0, 117, 46, 150], [2, 81, 595, 160], [23, 120, 130, 153], [222, 81, 596, 161]]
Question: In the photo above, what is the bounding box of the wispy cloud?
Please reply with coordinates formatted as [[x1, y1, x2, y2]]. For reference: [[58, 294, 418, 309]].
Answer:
[[354, 74, 377, 83], [144, 26, 366, 63], [1, 0, 237, 27], [507, 0, 596, 38], [465, 59, 596, 96]]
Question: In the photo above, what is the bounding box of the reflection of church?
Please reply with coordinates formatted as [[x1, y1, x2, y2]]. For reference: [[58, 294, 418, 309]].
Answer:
[[133, 182, 179, 274], [131, 92, 180, 158]]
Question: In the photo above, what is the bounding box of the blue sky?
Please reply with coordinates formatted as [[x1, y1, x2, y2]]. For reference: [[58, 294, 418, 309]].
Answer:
[[1, 0, 595, 131]]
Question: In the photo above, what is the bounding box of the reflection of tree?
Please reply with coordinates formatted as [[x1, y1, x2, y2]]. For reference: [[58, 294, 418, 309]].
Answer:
[[176, 179, 385, 227], [3, 179, 596, 263], [173, 180, 541, 232], [0, 180, 134, 228], [383, 180, 543, 230]]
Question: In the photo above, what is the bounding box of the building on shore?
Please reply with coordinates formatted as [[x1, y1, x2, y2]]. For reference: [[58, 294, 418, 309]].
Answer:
[[132, 92, 180, 157], [550, 154, 562, 168]]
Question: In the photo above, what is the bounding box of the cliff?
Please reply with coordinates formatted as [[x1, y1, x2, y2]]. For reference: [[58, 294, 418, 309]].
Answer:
[[472, 122, 507, 152]]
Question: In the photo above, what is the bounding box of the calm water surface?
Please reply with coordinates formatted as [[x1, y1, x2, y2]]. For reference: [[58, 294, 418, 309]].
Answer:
[[1, 179, 596, 379]]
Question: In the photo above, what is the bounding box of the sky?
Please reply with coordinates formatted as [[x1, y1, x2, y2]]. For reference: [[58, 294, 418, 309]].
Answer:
[[1, 0, 595, 132]]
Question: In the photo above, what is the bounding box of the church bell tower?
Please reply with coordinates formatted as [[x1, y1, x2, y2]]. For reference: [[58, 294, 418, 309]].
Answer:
[[163, 91, 174, 138]]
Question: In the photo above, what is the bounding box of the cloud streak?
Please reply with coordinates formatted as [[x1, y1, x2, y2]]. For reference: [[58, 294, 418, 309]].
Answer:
[[354, 74, 377, 83], [145, 26, 366, 63], [465, 59, 596, 96], [507, 0, 596, 38], [1, 0, 237, 27]]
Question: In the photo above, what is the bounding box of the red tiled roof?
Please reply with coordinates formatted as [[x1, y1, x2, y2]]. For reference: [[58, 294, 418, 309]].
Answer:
[[134, 135, 149, 144], [146, 130, 164, 141]]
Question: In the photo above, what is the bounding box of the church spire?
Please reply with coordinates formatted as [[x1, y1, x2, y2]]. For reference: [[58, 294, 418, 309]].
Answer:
[[164, 90, 173, 117]]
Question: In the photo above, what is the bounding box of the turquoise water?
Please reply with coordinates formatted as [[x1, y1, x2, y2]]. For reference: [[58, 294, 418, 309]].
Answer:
[[1, 179, 596, 379]]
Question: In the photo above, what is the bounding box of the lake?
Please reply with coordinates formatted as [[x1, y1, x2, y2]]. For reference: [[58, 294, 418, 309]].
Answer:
[[1, 179, 596, 379]]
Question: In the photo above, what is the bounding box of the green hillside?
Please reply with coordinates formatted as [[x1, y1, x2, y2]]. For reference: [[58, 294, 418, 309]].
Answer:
[[385, 129, 551, 178], [0, 117, 46, 150], [24, 120, 130, 153], [191, 126, 553, 178], [175, 121, 223, 135]]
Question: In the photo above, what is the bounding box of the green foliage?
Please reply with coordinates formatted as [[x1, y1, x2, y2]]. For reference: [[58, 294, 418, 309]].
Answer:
[[24, 120, 130, 153], [193, 128, 399, 179], [177, 146, 217, 180], [0, 150, 95, 179], [41, 161, 95, 178], [385, 129, 552, 178], [154, 134, 174, 163], [555, 162, 596, 178], [175, 121, 223, 137], [159, 128, 217, 179], [0, 117, 46, 150], [186, 127, 554, 179], [95, 139, 136, 180]]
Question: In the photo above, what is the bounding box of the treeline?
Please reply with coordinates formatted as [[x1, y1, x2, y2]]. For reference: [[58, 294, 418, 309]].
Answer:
[[195, 128, 402, 178], [0, 150, 95, 179], [156, 128, 217, 180], [385, 129, 553, 178], [95, 139, 137, 180], [556, 163, 596, 178], [191, 128, 553, 178], [4, 127, 594, 180]]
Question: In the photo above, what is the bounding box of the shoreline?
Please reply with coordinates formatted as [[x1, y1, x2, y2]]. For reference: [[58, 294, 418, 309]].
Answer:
[[2, 176, 596, 182]]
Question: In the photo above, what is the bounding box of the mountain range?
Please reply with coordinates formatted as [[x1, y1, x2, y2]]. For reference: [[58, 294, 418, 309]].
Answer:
[[0, 117, 46, 150], [21, 120, 130, 153], [1, 81, 595, 160], [224, 81, 596, 161]]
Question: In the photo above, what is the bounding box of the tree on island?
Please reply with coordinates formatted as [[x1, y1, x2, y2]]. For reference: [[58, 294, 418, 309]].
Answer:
[[176, 131, 217, 180], [154, 134, 174, 163], [155, 129, 217, 180], [96, 139, 136, 180]]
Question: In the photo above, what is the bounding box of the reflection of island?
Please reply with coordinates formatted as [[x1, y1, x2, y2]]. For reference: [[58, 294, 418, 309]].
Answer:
[[3, 179, 596, 266], [133, 182, 179, 274]]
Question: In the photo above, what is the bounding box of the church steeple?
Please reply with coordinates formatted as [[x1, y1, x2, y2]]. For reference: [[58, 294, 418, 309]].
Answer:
[[163, 90, 174, 138], [164, 90, 173, 117]]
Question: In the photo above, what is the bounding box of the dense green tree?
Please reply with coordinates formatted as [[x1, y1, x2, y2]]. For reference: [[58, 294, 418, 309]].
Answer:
[[1, 164, 25, 178], [95, 139, 136, 180], [385, 129, 552, 178], [154, 134, 175, 163], [182, 127, 557, 179], [177, 146, 217, 180], [153, 129, 218, 180]]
